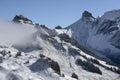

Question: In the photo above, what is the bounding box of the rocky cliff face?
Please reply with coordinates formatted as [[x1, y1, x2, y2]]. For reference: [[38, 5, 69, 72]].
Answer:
[[12, 15, 33, 25], [58, 10, 120, 65]]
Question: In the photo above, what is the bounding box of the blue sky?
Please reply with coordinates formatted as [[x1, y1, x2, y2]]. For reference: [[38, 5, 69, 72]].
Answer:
[[0, 0, 120, 28]]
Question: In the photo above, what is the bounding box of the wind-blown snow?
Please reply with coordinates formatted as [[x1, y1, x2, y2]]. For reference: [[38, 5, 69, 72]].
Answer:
[[0, 19, 36, 46]]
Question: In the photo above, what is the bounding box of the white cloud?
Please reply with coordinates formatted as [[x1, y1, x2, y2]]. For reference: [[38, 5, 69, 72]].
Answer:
[[0, 19, 36, 46]]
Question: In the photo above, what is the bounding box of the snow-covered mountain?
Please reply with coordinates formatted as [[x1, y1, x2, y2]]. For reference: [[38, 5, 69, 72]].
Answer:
[[56, 10, 120, 65], [0, 14, 120, 80]]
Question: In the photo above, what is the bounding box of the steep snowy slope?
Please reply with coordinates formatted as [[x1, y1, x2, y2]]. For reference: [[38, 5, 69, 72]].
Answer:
[[62, 10, 120, 65], [0, 15, 120, 80], [101, 9, 120, 20]]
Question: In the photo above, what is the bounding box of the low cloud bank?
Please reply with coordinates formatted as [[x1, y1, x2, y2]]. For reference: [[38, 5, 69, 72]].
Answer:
[[0, 19, 36, 46]]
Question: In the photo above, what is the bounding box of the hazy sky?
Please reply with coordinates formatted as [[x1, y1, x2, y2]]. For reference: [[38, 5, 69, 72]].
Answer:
[[0, 0, 120, 28]]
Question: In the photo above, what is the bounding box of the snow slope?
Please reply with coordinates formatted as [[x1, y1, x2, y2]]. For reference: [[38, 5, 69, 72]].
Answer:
[[61, 10, 120, 65], [0, 15, 119, 80]]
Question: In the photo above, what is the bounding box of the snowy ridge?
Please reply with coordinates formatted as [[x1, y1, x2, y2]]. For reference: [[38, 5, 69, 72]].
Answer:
[[61, 10, 120, 65], [101, 9, 120, 20], [0, 13, 120, 80]]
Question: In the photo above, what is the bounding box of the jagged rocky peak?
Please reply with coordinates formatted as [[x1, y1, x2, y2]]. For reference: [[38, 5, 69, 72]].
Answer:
[[82, 11, 95, 20], [55, 25, 62, 29], [12, 14, 33, 25]]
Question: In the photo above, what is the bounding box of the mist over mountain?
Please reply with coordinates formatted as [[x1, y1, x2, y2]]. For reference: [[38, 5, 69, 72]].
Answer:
[[0, 9, 120, 80]]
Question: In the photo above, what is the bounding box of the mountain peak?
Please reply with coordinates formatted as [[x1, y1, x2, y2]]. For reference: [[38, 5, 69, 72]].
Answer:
[[82, 11, 95, 19], [12, 15, 33, 25]]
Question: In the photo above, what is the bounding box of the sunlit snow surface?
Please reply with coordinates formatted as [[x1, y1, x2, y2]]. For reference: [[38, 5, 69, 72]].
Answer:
[[0, 19, 119, 80]]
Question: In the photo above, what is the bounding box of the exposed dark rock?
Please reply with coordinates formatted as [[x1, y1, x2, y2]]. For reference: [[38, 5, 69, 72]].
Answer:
[[82, 11, 95, 19], [30, 54, 61, 75], [108, 27, 119, 32], [35, 23, 39, 26], [68, 47, 80, 56], [25, 60, 29, 64], [48, 37, 66, 52], [61, 74, 65, 77], [0, 56, 3, 63], [50, 60, 61, 75], [58, 33, 80, 48], [37, 33, 66, 52], [0, 50, 8, 56], [40, 25, 49, 30], [39, 54, 45, 58], [110, 30, 120, 49], [71, 73, 78, 80], [55, 25, 62, 29], [15, 51, 22, 58], [96, 19, 117, 34], [12, 15, 33, 24], [35, 25, 57, 37], [76, 59, 102, 75]]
